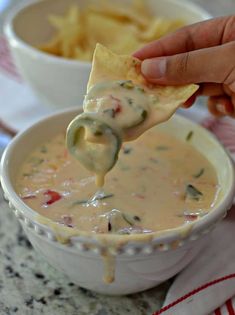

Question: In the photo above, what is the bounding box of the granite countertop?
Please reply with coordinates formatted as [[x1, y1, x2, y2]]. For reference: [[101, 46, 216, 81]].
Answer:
[[1, 1, 235, 314]]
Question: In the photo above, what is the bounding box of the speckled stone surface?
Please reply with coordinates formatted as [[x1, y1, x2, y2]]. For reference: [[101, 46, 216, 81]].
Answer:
[[1, 1, 235, 314]]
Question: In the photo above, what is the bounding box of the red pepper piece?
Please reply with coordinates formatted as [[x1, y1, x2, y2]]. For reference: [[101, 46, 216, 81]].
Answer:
[[22, 194, 36, 200], [63, 149, 68, 158], [110, 95, 122, 115], [134, 193, 145, 200], [59, 215, 74, 228], [115, 103, 122, 114], [110, 95, 120, 102], [185, 214, 198, 221], [44, 190, 62, 205]]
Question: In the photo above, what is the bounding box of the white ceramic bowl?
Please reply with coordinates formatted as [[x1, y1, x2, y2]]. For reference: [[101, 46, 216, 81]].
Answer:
[[4, 0, 212, 109], [1, 109, 235, 295]]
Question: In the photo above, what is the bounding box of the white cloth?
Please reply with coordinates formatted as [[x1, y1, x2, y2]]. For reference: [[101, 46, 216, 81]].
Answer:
[[0, 72, 54, 131], [155, 209, 235, 315]]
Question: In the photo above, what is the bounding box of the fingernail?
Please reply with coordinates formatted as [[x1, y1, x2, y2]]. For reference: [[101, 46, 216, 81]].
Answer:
[[141, 58, 166, 79]]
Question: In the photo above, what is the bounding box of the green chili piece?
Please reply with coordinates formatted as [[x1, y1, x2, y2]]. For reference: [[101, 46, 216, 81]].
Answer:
[[71, 199, 88, 206], [108, 221, 112, 232], [123, 146, 132, 154], [126, 97, 133, 105], [136, 86, 145, 93], [103, 108, 115, 118], [94, 130, 103, 136], [186, 131, 194, 141], [186, 184, 203, 201], [193, 168, 205, 178], [122, 213, 141, 226], [94, 193, 114, 201], [120, 80, 134, 89], [156, 145, 169, 151], [141, 110, 148, 120], [23, 173, 32, 177], [71, 193, 114, 208], [40, 146, 48, 153], [29, 157, 44, 166]]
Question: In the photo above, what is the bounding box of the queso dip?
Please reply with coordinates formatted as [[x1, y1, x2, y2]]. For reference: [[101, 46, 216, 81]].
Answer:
[[67, 80, 198, 187], [16, 128, 219, 234], [66, 45, 198, 187]]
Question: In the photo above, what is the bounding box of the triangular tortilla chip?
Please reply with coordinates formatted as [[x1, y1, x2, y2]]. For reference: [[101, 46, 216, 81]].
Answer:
[[46, 6, 84, 58], [87, 43, 144, 90], [139, 17, 185, 41], [87, 44, 199, 139], [86, 11, 139, 53], [88, 0, 150, 29]]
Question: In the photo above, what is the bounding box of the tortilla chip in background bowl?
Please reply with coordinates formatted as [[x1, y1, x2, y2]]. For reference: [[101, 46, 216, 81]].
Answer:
[[4, 0, 210, 109]]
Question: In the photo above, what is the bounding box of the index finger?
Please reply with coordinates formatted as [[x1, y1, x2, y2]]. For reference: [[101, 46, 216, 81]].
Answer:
[[133, 16, 233, 60]]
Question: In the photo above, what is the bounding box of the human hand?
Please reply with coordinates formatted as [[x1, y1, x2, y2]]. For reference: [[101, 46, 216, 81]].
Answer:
[[134, 16, 235, 117]]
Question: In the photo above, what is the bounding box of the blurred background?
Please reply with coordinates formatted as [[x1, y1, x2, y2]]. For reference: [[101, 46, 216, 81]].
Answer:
[[1, 0, 235, 31]]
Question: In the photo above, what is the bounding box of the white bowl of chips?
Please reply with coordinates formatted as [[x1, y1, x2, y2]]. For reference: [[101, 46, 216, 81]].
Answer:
[[4, 0, 212, 108]]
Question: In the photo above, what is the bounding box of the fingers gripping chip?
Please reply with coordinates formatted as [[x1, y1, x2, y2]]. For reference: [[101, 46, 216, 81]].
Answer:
[[86, 44, 199, 139]]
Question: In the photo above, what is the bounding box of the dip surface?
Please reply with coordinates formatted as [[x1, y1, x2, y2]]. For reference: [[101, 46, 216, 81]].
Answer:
[[16, 128, 219, 234]]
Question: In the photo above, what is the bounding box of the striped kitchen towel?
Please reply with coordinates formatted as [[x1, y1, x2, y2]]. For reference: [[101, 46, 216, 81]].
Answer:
[[214, 298, 235, 315], [0, 35, 54, 132], [153, 279, 235, 315], [153, 208, 235, 315], [154, 288, 235, 315]]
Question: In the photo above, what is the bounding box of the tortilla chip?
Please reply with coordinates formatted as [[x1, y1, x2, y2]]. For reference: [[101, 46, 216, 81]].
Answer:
[[139, 17, 185, 41], [88, 43, 198, 96], [38, 2, 187, 61], [108, 32, 144, 55], [73, 46, 93, 61], [88, 0, 150, 29], [38, 36, 61, 56], [48, 6, 84, 58], [86, 11, 139, 48], [87, 44, 199, 139], [87, 43, 143, 90]]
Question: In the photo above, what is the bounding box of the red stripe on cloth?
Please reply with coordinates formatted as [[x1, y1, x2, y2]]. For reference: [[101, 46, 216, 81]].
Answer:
[[152, 274, 235, 315], [0, 35, 21, 81], [226, 299, 235, 315], [214, 308, 222, 315]]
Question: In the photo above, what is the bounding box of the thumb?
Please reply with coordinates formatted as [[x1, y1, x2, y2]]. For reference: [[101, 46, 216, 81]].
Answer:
[[141, 42, 235, 85]]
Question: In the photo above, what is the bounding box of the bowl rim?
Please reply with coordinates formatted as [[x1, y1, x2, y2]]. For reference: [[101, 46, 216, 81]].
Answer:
[[4, 0, 212, 68], [1, 107, 235, 252]]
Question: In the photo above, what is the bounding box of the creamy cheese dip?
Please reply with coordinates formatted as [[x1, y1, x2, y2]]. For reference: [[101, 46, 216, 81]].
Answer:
[[67, 80, 198, 186], [17, 128, 219, 235], [84, 80, 149, 131]]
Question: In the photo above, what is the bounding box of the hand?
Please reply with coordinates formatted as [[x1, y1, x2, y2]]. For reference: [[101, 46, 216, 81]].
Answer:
[[134, 16, 235, 117]]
